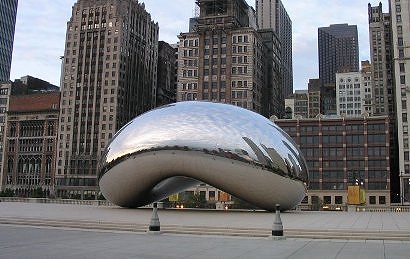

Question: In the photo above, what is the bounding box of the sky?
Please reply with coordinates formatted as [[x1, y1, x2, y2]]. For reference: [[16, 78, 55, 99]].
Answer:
[[10, 0, 389, 90]]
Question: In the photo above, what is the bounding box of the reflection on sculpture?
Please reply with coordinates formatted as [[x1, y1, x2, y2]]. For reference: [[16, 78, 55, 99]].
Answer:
[[98, 101, 308, 211]]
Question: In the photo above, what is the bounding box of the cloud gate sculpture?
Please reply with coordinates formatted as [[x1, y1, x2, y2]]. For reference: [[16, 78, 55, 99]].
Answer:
[[98, 101, 308, 211]]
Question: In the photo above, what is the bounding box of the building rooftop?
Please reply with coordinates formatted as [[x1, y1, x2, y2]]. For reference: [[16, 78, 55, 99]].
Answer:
[[8, 92, 60, 113]]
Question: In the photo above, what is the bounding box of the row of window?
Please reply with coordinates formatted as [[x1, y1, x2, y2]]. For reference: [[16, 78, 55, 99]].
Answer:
[[307, 159, 387, 169], [308, 182, 388, 190], [283, 123, 386, 133], [298, 135, 386, 145], [203, 81, 225, 89], [304, 195, 386, 205]]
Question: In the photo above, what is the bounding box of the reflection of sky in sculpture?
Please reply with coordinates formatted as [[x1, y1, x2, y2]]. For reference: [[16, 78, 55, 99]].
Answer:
[[99, 101, 308, 182]]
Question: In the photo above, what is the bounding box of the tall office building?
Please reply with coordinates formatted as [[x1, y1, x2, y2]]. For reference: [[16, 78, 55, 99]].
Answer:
[[318, 24, 359, 85], [0, 0, 18, 82], [368, 3, 400, 203], [391, 0, 410, 204], [256, 0, 293, 98], [177, 0, 283, 118], [156, 41, 176, 107], [56, 0, 158, 198], [368, 3, 394, 116]]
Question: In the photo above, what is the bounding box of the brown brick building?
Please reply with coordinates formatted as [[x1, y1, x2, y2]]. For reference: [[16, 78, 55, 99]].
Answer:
[[2, 92, 60, 197], [274, 115, 391, 208]]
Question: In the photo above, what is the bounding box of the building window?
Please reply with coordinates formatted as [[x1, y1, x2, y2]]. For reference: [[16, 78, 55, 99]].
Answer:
[[335, 196, 343, 204], [397, 25, 403, 34], [399, 49, 404, 58], [323, 196, 331, 204], [400, 63, 405, 72], [369, 196, 376, 204], [396, 4, 401, 13], [379, 196, 386, 204], [398, 37, 404, 46], [400, 75, 406, 84]]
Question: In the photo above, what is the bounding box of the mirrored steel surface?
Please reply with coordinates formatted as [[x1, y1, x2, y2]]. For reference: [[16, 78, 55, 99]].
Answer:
[[98, 101, 308, 211]]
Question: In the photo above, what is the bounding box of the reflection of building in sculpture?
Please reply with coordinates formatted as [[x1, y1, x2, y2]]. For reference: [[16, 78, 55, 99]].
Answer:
[[2, 92, 60, 197], [99, 102, 308, 211], [274, 115, 392, 208]]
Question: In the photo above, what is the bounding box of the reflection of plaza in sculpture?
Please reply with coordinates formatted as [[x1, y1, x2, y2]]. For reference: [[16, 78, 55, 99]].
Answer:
[[98, 101, 308, 211]]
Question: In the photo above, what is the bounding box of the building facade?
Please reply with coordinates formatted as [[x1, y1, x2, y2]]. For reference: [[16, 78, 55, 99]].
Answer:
[[275, 116, 391, 208], [177, 0, 283, 118], [318, 24, 359, 85], [2, 92, 60, 197], [336, 71, 364, 117], [0, 83, 12, 190], [56, 0, 158, 199], [0, 0, 18, 82], [368, 3, 394, 117], [156, 41, 176, 107], [336, 61, 373, 117], [284, 90, 308, 119], [391, 0, 410, 204], [256, 0, 293, 98], [307, 78, 322, 118]]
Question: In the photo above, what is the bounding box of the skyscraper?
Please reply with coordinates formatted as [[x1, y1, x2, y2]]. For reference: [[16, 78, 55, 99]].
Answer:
[[177, 0, 283, 118], [318, 24, 359, 85], [55, 0, 158, 199], [156, 41, 176, 107], [368, 3, 394, 117], [368, 3, 400, 203], [256, 0, 293, 98], [0, 0, 18, 82], [391, 0, 410, 204]]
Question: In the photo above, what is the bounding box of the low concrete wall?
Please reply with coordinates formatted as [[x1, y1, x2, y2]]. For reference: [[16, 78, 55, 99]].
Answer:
[[0, 197, 113, 206]]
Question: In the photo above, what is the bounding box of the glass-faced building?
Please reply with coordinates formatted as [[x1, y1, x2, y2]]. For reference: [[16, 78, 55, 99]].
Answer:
[[0, 0, 18, 82], [318, 23, 359, 85]]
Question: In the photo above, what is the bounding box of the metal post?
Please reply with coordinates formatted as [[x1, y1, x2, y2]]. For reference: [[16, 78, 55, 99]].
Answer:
[[272, 204, 284, 238], [148, 202, 160, 233]]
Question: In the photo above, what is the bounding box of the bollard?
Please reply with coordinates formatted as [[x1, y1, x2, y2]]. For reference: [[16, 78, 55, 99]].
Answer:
[[272, 204, 284, 238], [148, 202, 161, 233]]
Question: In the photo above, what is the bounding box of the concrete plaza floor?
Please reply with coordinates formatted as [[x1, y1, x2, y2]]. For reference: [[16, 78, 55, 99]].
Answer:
[[1, 224, 410, 259], [1, 202, 410, 258]]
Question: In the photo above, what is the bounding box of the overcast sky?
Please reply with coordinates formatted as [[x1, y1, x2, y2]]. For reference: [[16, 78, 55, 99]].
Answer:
[[10, 0, 389, 90]]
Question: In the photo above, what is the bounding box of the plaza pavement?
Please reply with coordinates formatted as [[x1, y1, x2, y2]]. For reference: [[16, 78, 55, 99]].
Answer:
[[1, 202, 410, 258]]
